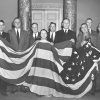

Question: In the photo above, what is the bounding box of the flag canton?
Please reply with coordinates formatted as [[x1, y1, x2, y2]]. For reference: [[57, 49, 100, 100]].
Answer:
[[61, 41, 100, 84]]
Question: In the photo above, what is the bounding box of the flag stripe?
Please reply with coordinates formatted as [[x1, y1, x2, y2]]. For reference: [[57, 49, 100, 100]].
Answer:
[[0, 39, 99, 98], [26, 73, 92, 95]]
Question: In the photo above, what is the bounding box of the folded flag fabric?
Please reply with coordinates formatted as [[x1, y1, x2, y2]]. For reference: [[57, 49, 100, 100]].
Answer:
[[0, 38, 100, 98]]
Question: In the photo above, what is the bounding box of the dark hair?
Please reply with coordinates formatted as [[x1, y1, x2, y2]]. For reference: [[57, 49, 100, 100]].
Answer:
[[86, 18, 93, 22], [31, 23, 38, 27], [96, 23, 100, 33], [61, 18, 70, 29], [12, 17, 21, 28], [0, 20, 5, 24], [40, 29, 48, 37], [49, 22, 56, 27], [48, 22, 56, 32], [40, 29, 47, 33], [79, 23, 88, 33]]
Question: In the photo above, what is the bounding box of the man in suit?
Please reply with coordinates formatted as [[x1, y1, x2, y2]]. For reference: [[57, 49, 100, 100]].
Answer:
[[55, 18, 76, 47], [47, 22, 56, 44], [86, 18, 98, 95], [86, 18, 97, 47], [29, 23, 40, 46], [0, 20, 10, 96], [8, 17, 29, 52], [7, 17, 30, 93]]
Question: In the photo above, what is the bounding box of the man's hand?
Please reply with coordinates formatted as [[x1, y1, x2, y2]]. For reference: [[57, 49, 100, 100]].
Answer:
[[70, 39, 75, 43]]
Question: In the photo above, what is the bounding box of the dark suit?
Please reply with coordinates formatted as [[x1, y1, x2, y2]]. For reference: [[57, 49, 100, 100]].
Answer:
[[29, 30, 40, 47], [54, 29, 76, 47], [0, 32, 10, 42], [47, 31, 56, 43], [0, 32, 10, 95], [8, 29, 29, 51]]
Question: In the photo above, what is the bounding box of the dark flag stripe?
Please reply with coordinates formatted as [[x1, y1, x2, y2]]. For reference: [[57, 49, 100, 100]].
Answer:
[[0, 71, 30, 84], [0, 51, 35, 70], [0, 46, 32, 58], [32, 58, 59, 74], [0, 39, 100, 98], [26, 72, 92, 95]]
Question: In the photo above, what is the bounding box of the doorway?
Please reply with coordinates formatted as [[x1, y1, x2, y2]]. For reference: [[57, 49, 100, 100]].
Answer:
[[32, 9, 62, 31]]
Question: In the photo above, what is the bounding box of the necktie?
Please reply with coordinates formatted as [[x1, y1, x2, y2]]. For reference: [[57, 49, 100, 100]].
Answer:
[[51, 33, 54, 41], [17, 30, 19, 44], [65, 30, 68, 33], [35, 33, 37, 39], [33, 33, 37, 39]]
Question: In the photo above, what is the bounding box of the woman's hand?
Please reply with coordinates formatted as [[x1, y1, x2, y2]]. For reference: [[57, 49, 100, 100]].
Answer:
[[81, 40, 87, 46]]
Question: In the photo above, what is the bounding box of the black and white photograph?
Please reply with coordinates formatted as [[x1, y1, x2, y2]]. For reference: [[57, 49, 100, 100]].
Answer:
[[0, 0, 100, 100]]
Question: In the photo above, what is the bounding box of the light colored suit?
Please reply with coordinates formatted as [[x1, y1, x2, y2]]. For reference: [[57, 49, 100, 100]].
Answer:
[[8, 29, 29, 51]]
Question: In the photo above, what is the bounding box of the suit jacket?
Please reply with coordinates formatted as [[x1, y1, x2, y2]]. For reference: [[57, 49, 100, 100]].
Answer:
[[54, 29, 76, 45], [89, 30, 97, 47], [0, 32, 10, 42], [8, 29, 29, 51], [47, 31, 56, 43], [76, 30, 97, 48], [29, 30, 40, 47], [96, 32, 100, 50]]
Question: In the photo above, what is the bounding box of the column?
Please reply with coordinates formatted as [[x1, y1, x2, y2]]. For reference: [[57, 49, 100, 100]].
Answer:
[[18, 0, 31, 31], [63, 0, 77, 32]]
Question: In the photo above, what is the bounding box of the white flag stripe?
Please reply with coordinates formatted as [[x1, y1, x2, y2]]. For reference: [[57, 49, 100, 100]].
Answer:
[[0, 56, 34, 79], [34, 49, 63, 72], [29, 82, 92, 99], [55, 48, 72, 56], [29, 65, 94, 90], [0, 44, 36, 64]]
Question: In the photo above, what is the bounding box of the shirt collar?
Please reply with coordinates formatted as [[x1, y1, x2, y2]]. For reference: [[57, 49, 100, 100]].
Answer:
[[15, 28, 20, 33], [0, 31, 3, 35], [63, 28, 68, 33], [33, 32, 38, 35], [50, 31, 55, 34], [15, 28, 21, 37]]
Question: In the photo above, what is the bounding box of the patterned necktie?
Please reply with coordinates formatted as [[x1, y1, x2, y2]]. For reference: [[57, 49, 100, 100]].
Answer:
[[17, 30, 19, 44]]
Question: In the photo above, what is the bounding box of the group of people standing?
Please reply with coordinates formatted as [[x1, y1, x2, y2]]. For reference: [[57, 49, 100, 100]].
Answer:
[[0, 17, 100, 96]]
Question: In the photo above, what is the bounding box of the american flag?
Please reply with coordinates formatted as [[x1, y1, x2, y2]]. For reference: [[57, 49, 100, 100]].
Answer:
[[0, 38, 100, 98], [61, 40, 100, 84]]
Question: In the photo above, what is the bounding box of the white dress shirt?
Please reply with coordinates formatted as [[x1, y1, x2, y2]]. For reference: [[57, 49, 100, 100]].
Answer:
[[88, 28, 91, 34], [50, 31, 55, 41], [15, 28, 20, 37], [0, 31, 3, 35], [33, 32, 38, 38], [63, 28, 68, 33]]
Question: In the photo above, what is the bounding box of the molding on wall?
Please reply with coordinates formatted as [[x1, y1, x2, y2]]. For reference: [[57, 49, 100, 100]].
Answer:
[[31, 3, 63, 30], [31, 3, 63, 10]]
